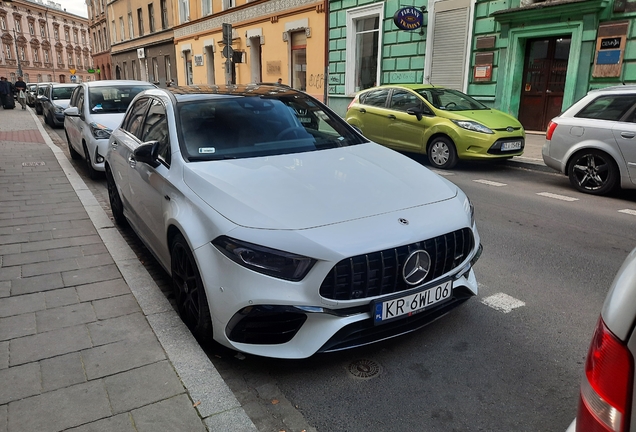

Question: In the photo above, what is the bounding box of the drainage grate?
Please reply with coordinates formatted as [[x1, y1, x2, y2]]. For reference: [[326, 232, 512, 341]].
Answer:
[[347, 359, 381, 379], [22, 162, 46, 167]]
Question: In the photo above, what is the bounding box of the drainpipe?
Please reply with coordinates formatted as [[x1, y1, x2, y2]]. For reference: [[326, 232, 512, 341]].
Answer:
[[323, 0, 328, 104]]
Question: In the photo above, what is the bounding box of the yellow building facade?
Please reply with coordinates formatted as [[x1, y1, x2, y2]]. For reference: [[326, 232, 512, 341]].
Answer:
[[173, 0, 327, 101]]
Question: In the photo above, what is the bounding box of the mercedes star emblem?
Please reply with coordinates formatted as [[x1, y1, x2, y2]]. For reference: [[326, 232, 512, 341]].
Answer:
[[398, 218, 409, 225], [403, 250, 431, 285]]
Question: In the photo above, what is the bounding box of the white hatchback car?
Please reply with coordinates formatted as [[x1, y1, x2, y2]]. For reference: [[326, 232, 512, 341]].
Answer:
[[63, 80, 155, 179], [105, 84, 482, 359]]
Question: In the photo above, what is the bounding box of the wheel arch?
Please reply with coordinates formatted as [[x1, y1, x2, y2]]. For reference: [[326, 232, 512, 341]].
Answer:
[[426, 133, 455, 154], [564, 143, 625, 179]]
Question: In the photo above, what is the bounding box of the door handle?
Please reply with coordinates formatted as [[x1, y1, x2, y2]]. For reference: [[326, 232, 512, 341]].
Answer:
[[621, 132, 636, 139], [128, 155, 136, 168], [387, 114, 396, 120], [358, 108, 366, 113]]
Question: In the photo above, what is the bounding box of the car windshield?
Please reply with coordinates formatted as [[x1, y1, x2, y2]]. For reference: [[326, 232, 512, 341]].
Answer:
[[415, 88, 489, 111], [90, 85, 154, 114], [52, 87, 75, 100], [178, 95, 366, 161]]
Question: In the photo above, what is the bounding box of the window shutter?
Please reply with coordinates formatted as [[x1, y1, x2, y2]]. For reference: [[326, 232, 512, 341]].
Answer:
[[430, 3, 469, 90]]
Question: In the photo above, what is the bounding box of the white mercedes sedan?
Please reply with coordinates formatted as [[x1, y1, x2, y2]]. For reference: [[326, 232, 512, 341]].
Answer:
[[105, 84, 482, 359]]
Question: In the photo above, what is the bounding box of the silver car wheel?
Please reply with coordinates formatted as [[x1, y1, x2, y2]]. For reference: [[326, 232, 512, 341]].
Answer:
[[427, 137, 458, 169], [430, 142, 449, 165]]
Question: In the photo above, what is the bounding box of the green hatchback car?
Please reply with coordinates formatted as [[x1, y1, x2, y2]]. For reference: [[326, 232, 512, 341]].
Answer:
[[345, 84, 525, 169]]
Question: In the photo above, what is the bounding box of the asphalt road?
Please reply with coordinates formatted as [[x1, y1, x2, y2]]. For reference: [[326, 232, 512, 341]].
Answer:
[[50, 124, 636, 431]]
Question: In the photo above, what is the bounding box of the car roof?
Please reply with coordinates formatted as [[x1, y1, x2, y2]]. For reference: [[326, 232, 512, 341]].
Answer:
[[589, 85, 636, 94], [83, 80, 155, 88], [140, 84, 306, 102], [50, 83, 79, 87], [359, 84, 441, 92]]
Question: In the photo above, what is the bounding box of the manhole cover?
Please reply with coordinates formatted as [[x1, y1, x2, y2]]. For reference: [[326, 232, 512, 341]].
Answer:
[[22, 161, 46, 167], [347, 359, 381, 379]]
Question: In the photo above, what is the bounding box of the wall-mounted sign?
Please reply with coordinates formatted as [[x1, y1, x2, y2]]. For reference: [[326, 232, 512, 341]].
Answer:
[[597, 50, 621, 65], [194, 54, 203, 66], [87, 68, 95, 73], [137, 48, 145, 59], [600, 37, 621, 50], [393, 7, 424, 31], [473, 65, 492, 80]]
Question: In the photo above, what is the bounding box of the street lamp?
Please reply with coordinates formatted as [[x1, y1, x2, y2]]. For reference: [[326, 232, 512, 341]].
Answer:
[[12, 28, 23, 78]]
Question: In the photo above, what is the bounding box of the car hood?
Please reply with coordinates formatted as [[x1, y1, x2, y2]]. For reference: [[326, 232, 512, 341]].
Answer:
[[183, 143, 458, 230], [89, 113, 126, 130], [447, 109, 523, 129], [53, 99, 71, 109]]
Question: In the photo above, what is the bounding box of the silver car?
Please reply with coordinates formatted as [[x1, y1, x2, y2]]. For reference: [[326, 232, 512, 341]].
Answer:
[[41, 83, 78, 128], [566, 246, 636, 432], [542, 86, 636, 195], [63, 80, 155, 179]]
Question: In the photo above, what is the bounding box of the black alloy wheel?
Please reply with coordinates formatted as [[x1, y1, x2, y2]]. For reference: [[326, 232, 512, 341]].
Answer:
[[427, 136, 458, 169], [171, 234, 213, 345], [105, 168, 126, 226], [568, 149, 618, 195], [83, 143, 99, 180]]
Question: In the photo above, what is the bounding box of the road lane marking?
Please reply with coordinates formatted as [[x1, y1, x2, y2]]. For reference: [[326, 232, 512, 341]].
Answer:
[[431, 170, 455, 176], [536, 192, 579, 202], [473, 179, 507, 187], [619, 209, 636, 216], [481, 293, 525, 313]]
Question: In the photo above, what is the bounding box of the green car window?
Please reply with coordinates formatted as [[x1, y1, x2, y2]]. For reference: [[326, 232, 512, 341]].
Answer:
[[415, 88, 488, 111], [389, 90, 423, 112]]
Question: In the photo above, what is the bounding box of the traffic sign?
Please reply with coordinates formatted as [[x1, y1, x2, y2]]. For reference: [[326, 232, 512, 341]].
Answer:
[[222, 45, 234, 59], [70, 74, 77, 82], [69, 69, 76, 74]]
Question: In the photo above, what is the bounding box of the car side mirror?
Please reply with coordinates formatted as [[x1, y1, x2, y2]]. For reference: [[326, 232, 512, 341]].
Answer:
[[63, 106, 79, 117], [406, 108, 423, 121], [134, 140, 161, 168]]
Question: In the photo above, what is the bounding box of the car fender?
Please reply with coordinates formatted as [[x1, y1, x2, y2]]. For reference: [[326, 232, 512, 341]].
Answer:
[[424, 123, 459, 151], [562, 139, 627, 179]]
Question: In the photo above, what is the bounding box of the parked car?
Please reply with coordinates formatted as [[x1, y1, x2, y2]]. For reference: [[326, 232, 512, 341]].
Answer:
[[543, 85, 636, 195], [34, 82, 52, 115], [63, 80, 155, 179], [565, 246, 636, 432], [26, 83, 37, 107], [105, 84, 483, 359], [41, 83, 78, 128], [345, 84, 525, 169]]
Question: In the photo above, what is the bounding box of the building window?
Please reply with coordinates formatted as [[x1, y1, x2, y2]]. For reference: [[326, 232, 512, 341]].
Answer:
[[82, 32, 86, 44], [222, 0, 234, 10], [65, 29, 70, 41], [28, 22, 34, 35], [97, 30, 102, 51], [33, 49, 39, 62], [179, 0, 189, 23], [37, 74, 42, 82], [184, 51, 193, 84], [111, 20, 116, 42], [165, 56, 171, 81], [44, 49, 49, 63], [68, 51, 74, 66], [40, 23, 45, 38], [102, 26, 107, 49], [291, 31, 307, 91], [148, 4, 155, 32], [19, 46, 26, 61], [5, 44, 11, 59], [132, 59, 137, 79], [128, 13, 134, 39], [16, 20, 22, 33], [202, 0, 212, 16], [57, 51, 62, 64], [54, 27, 59, 40], [152, 57, 159, 82], [0, 17, 6, 31], [123, 61, 128, 79], [161, 0, 168, 29], [137, 8, 144, 36], [74, 30, 78, 43], [345, 4, 383, 95]]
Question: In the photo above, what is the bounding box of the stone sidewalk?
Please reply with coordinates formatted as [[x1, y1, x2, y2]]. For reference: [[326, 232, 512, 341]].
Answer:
[[0, 107, 256, 431]]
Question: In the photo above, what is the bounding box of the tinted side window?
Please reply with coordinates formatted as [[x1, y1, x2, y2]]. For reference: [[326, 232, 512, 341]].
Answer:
[[122, 98, 151, 139], [141, 99, 170, 166], [360, 89, 389, 108], [69, 86, 80, 106], [77, 88, 85, 113], [575, 95, 636, 122], [389, 90, 423, 112]]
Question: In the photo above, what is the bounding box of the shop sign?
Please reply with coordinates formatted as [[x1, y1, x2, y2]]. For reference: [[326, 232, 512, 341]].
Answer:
[[393, 7, 424, 31], [600, 37, 621, 50], [88, 68, 95, 73]]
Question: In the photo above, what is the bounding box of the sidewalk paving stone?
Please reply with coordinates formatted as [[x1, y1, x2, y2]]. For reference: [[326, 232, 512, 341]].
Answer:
[[35, 302, 96, 332], [65, 413, 137, 432], [0, 313, 36, 341], [9, 324, 92, 366], [131, 394, 208, 432], [92, 293, 141, 320], [11, 273, 65, 295], [0, 362, 41, 404], [76, 279, 130, 302], [40, 352, 87, 393], [0, 341, 7, 369], [0, 292, 46, 317], [44, 287, 80, 308], [87, 312, 154, 346], [61, 264, 120, 287]]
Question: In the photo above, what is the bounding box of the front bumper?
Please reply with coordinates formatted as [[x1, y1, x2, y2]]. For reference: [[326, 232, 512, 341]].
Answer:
[[86, 137, 109, 172], [454, 130, 525, 160]]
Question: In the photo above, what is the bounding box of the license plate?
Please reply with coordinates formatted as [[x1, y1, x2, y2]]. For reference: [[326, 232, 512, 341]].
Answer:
[[372, 280, 452, 325], [501, 141, 522, 151]]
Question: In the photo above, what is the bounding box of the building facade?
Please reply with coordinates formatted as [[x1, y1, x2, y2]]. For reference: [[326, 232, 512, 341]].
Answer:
[[87, 0, 112, 80], [327, 0, 636, 131], [0, 0, 93, 84], [172, 0, 327, 101], [108, 0, 177, 85]]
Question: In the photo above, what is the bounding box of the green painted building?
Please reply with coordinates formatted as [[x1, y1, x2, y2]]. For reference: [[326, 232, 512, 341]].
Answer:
[[327, 0, 635, 131]]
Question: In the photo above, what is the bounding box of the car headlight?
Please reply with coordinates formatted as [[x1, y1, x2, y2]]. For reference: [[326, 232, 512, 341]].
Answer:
[[451, 120, 494, 134], [213, 236, 316, 281], [89, 122, 112, 139], [464, 196, 475, 227]]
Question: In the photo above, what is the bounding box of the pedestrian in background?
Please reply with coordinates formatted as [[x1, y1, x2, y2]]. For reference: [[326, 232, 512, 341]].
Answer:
[[14, 76, 27, 110], [0, 77, 8, 108]]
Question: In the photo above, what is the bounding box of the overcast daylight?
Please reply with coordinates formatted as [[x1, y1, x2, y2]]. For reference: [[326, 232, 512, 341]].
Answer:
[[61, 0, 88, 17]]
